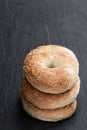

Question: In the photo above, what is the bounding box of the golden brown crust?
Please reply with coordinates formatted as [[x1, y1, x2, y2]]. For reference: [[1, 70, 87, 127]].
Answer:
[[21, 76, 80, 109], [21, 95, 77, 122], [24, 45, 79, 94]]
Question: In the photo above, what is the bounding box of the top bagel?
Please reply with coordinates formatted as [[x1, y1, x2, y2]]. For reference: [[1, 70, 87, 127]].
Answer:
[[24, 45, 79, 94]]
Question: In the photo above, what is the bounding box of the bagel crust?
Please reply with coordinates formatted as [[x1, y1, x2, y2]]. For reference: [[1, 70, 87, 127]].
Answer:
[[24, 45, 79, 94], [21, 95, 77, 122], [22, 76, 80, 109]]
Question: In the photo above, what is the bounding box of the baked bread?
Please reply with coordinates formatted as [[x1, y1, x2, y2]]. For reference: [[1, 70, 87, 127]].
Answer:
[[21, 95, 77, 122], [21, 76, 80, 109], [24, 45, 79, 94]]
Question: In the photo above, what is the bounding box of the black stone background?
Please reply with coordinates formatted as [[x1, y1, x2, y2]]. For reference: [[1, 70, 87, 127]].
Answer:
[[0, 0, 87, 129]]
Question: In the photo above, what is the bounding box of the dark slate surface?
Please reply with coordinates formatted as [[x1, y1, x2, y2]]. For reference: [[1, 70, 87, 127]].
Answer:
[[0, 0, 86, 129]]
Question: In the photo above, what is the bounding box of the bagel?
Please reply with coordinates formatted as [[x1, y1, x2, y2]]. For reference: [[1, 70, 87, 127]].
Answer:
[[24, 45, 79, 94], [21, 95, 77, 122], [21, 76, 80, 109]]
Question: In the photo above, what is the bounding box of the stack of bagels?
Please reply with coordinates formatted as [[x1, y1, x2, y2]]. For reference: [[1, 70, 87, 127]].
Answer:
[[21, 45, 80, 122]]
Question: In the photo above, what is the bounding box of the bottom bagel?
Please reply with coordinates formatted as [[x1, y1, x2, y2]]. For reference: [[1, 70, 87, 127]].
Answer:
[[21, 95, 77, 122]]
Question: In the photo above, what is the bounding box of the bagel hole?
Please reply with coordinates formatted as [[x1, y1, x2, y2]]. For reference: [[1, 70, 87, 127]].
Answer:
[[47, 64, 55, 68]]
